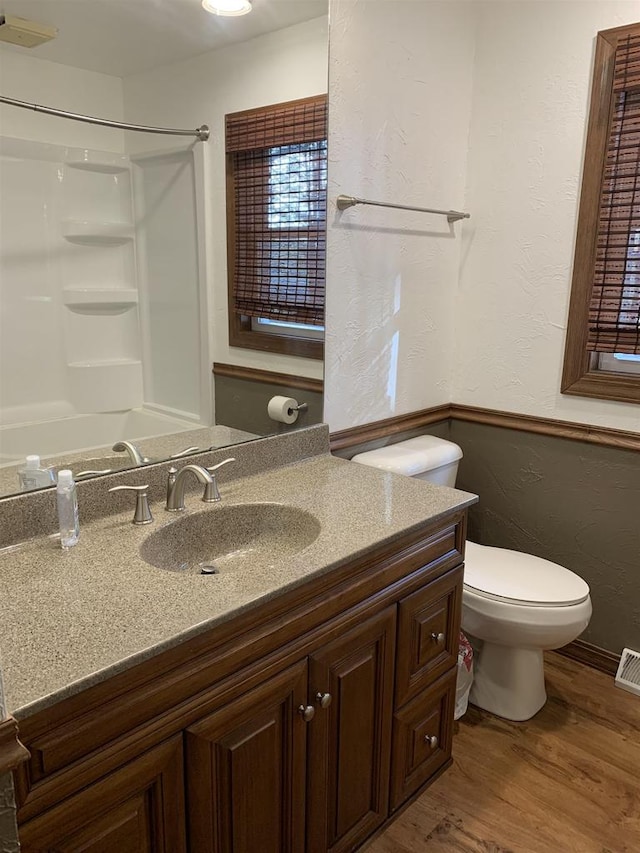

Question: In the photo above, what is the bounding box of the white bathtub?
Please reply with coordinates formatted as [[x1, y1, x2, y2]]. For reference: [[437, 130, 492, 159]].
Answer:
[[0, 408, 197, 464]]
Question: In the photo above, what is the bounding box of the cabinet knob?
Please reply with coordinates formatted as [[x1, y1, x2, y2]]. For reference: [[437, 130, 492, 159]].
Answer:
[[431, 632, 445, 645], [424, 734, 439, 749], [298, 704, 315, 722], [315, 692, 332, 709]]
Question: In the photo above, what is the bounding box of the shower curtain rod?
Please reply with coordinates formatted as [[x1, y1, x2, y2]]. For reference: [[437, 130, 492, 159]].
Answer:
[[0, 95, 210, 141]]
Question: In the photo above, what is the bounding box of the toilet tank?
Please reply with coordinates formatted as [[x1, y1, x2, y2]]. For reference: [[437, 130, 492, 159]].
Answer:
[[351, 435, 463, 487]]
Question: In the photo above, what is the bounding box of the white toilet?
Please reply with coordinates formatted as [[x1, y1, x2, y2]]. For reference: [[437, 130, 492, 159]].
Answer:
[[352, 435, 592, 722]]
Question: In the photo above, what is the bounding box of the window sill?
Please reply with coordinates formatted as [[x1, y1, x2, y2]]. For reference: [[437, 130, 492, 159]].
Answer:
[[561, 367, 640, 404], [229, 322, 323, 360]]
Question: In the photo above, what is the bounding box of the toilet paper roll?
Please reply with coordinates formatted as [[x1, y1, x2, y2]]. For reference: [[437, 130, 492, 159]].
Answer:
[[267, 395, 299, 425]]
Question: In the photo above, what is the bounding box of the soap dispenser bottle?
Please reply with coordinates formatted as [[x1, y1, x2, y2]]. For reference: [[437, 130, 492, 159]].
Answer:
[[56, 469, 80, 549], [18, 454, 55, 491]]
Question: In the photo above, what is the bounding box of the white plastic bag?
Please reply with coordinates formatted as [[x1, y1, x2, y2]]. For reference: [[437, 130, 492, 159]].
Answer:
[[454, 631, 474, 720]]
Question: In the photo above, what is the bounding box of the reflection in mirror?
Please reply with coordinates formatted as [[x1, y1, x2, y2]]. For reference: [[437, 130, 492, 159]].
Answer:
[[0, 0, 327, 499]]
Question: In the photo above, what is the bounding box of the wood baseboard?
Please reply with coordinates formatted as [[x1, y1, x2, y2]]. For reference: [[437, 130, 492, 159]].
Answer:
[[212, 362, 323, 393], [556, 639, 620, 676], [329, 405, 451, 452]]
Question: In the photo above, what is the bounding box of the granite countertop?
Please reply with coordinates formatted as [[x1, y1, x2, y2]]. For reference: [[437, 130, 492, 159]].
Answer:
[[0, 453, 476, 720]]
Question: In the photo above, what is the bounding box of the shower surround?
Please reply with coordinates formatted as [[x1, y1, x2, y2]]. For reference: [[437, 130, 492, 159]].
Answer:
[[0, 135, 209, 477]]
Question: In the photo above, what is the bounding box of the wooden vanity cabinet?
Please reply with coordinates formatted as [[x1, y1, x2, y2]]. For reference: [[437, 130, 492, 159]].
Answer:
[[18, 736, 186, 853], [14, 511, 466, 853], [187, 608, 397, 853]]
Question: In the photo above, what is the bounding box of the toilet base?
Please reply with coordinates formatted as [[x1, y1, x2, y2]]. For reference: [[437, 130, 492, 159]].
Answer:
[[469, 642, 546, 721]]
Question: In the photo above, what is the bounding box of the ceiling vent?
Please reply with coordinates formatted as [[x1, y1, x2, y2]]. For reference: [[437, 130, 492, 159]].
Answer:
[[0, 15, 57, 48]]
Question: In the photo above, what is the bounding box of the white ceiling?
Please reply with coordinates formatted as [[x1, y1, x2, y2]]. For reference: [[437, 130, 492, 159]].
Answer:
[[0, 0, 327, 77]]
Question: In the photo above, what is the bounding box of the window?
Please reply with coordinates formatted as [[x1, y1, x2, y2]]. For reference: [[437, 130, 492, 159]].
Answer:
[[562, 23, 640, 403], [225, 95, 327, 359], [598, 353, 640, 375]]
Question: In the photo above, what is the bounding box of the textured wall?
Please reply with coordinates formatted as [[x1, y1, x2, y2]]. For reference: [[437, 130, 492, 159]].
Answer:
[[0, 774, 19, 853], [123, 16, 328, 383], [0, 51, 124, 151], [0, 667, 19, 853], [454, 0, 640, 433], [324, 0, 476, 432], [452, 420, 640, 654]]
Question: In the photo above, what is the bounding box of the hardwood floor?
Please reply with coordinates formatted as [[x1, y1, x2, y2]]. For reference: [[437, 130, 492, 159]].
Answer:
[[367, 652, 640, 853]]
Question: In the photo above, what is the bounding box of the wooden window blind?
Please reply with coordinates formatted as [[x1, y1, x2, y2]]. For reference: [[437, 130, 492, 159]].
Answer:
[[562, 22, 640, 402], [588, 32, 640, 354], [226, 95, 327, 328]]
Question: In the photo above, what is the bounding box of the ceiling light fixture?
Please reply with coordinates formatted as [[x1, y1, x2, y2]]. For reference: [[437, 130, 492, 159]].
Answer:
[[202, 0, 252, 16]]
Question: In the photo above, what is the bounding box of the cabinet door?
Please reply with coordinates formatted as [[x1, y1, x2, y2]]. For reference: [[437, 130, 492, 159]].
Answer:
[[307, 607, 396, 853], [18, 736, 186, 853], [395, 565, 463, 707], [390, 668, 456, 811], [186, 659, 308, 853]]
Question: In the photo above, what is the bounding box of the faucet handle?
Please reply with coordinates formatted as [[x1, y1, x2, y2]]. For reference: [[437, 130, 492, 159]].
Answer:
[[204, 457, 236, 502], [170, 446, 200, 459], [207, 457, 236, 473], [166, 466, 178, 507], [108, 484, 153, 525]]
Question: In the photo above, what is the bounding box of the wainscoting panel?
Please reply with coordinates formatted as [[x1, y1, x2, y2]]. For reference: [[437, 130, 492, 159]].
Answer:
[[329, 405, 638, 658], [450, 419, 640, 655], [213, 364, 323, 437]]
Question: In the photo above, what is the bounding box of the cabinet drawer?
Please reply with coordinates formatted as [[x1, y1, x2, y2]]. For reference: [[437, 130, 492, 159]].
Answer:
[[394, 565, 462, 708], [389, 669, 456, 811]]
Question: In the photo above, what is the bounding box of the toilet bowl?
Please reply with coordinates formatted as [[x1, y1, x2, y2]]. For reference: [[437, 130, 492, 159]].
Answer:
[[461, 541, 591, 720], [351, 435, 592, 722]]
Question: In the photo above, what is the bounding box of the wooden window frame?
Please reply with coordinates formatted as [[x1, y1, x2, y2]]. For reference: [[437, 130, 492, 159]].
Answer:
[[562, 23, 640, 404], [225, 96, 326, 361]]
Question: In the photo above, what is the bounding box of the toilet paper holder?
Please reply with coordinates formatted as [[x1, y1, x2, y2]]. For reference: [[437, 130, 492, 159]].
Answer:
[[267, 396, 309, 424]]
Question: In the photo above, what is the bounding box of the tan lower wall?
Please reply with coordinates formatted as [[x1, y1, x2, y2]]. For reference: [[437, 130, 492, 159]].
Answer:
[[331, 413, 639, 656], [214, 375, 323, 437], [451, 419, 640, 655], [330, 420, 451, 460]]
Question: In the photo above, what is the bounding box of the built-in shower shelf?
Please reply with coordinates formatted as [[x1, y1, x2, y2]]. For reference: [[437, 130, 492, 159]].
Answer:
[[68, 358, 141, 367], [67, 360, 143, 412], [63, 288, 138, 313], [62, 220, 134, 246], [66, 152, 130, 174]]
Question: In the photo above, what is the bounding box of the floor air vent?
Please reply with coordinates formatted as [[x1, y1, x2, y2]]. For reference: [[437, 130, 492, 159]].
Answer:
[[615, 647, 640, 696]]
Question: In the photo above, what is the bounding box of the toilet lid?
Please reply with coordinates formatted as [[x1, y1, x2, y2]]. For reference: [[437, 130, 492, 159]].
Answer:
[[464, 542, 590, 606]]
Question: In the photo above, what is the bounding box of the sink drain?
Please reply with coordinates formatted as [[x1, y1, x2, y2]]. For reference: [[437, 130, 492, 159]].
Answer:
[[200, 564, 220, 575]]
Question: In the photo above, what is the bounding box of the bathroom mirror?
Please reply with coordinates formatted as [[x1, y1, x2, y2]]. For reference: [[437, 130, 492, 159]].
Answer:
[[0, 0, 327, 499]]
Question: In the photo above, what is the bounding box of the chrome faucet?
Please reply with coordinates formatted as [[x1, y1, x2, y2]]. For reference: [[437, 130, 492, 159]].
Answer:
[[165, 458, 236, 511], [166, 464, 217, 512], [112, 440, 149, 466]]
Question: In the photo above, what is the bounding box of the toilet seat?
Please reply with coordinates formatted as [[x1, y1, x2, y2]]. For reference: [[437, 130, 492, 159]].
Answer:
[[463, 541, 590, 607]]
